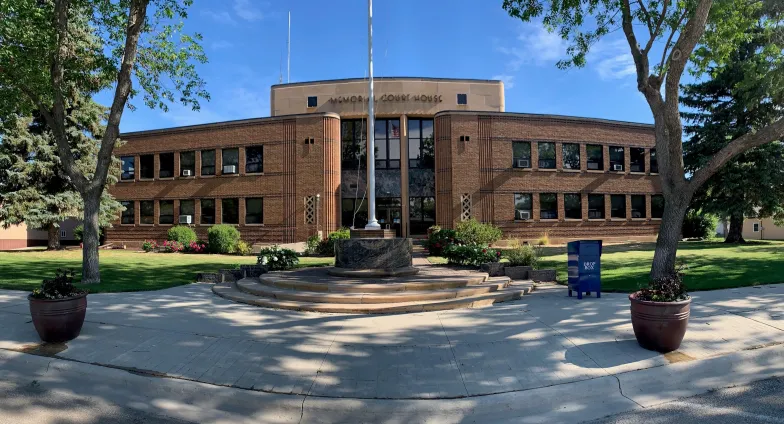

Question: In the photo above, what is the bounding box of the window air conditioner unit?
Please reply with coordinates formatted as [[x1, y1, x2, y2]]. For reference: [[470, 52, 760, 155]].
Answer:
[[517, 210, 531, 220], [223, 165, 237, 174], [588, 162, 600, 170], [182, 169, 192, 177], [589, 211, 603, 219], [517, 159, 530, 168], [179, 215, 192, 225], [612, 164, 624, 171]]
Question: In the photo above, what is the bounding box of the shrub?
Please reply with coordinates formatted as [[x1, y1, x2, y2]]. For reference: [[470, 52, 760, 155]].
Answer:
[[185, 240, 208, 253], [257, 245, 299, 270], [425, 226, 457, 256], [318, 227, 351, 256], [235, 240, 252, 256], [504, 243, 540, 268], [142, 240, 157, 252], [682, 210, 718, 239], [73, 225, 104, 243], [454, 218, 502, 246], [167, 226, 197, 245], [208, 225, 241, 254], [159, 240, 184, 253], [536, 231, 550, 246], [637, 264, 689, 302], [30, 269, 86, 300], [443, 244, 501, 267], [305, 234, 322, 256]]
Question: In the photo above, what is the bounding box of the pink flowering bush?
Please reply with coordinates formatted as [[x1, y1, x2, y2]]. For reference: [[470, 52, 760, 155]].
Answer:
[[142, 240, 158, 252], [185, 241, 208, 254], [159, 240, 184, 253]]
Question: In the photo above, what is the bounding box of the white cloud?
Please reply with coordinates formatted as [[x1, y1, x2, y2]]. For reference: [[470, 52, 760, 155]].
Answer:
[[495, 23, 568, 70], [210, 40, 234, 50], [233, 0, 265, 22], [588, 38, 636, 81], [492, 74, 515, 90], [200, 9, 236, 25]]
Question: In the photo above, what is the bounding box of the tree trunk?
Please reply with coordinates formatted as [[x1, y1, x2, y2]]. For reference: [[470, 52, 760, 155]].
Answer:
[[47, 223, 61, 250], [81, 191, 101, 284], [650, 201, 689, 280], [724, 213, 746, 243]]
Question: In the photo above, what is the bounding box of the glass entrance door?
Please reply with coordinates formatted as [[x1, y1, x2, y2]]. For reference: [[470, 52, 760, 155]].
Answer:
[[376, 198, 402, 237]]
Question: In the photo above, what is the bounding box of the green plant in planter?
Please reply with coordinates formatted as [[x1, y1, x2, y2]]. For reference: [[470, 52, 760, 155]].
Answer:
[[257, 245, 299, 270], [504, 243, 540, 268], [30, 269, 86, 300], [443, 244, 501, 267], [637, 264, 689, 302]]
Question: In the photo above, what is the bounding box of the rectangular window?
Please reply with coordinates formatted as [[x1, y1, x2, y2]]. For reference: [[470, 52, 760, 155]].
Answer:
[[540, 193, 558, 220], [120, 200, 134, 224], [512, 141, 532, 168], [140, 200, 154, 224], [201, 199, 215, 224], [201, 150, 216, 176], [341, 119, 367, 170], [179, 200, 194, 220], [586, 145, 604, 170], [407, 119, 434, 169], [564, 194, 582, 219], [588, 195, 605, 219], [374, 119, 400, 170], [341, 198, 368, 229], [121, 156, 135, 180], [222, 148, 239, 174], [140, 154, 154, 179], [159, 200, 174, 225], [611, 195, 627, 219], [180, 151, 195, 177], [222, 198, 239, 224], [631, 195, 646, 218], [457, 93, 467, 105], [651, 195, 664, 218], [307, 96, 317, 108], [650, 149, 659, 173], [753, 223, 760, 232], [562, 143, 580, 170], [538, 142, 556, 169], [409, 196, 435, 235], [246, 146, 263, 173], [514, 193, 532, 220], [609, 147, 625, 172], [245, 198, 263, 224], [630, 148, 645, 173], [159, 152, 174, 178]]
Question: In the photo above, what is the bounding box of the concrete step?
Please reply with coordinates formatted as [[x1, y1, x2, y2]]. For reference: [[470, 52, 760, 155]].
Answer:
[[236, 278, 510, 304], [258, 274, 498, 293], [212, 283, 533, 314]]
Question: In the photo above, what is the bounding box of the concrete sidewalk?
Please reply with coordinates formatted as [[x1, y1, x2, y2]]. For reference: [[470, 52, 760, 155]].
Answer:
[[0, 283, 782, 400]]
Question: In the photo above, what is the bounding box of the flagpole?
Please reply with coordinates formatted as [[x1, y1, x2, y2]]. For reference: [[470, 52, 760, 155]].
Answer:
[[364, 0, 380, 230]]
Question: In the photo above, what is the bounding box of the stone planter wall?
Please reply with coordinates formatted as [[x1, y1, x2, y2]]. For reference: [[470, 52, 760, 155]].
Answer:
[[505, 266, 532, 280], [529, 269, 557, 282], [480, 262, 506, 277], [196, 266, 266, 284]]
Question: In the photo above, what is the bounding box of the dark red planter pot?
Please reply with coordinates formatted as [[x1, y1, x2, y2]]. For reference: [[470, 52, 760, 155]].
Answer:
[[629, 292, 690, 353], [28, 293, 87, 343]]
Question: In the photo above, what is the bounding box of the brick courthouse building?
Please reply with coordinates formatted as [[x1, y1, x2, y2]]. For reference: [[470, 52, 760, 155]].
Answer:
[[106, 77, 663, 246]]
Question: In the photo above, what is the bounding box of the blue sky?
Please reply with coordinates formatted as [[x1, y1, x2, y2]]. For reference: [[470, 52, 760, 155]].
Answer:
[[113, 0, 657, 133]]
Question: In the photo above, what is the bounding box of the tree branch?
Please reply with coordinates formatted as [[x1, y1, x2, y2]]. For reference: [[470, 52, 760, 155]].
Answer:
[[620, 0, 663, 107], [89, 0, 149, 194], [643, 0, 670, 54], [657, 9, 688, 79], [689, 118, 784, 194], [663, 0, 713, 105], [636, 0, 655, 35]]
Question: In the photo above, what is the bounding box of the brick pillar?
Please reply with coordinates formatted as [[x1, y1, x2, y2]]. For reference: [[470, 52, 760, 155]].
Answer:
[[579, 144, 587, 172], [555, 142, 563, 171], [603, 145, 610, 172], [194, 199, 202, 226], [153, 154, 160, 179], [581, 192, 589, 221], [645, 148, 652, 175], [624, 147, 631, 175], [196, 150, 202, 177], [216, 149, 223, 176], [134, 201, 140, 225], [626, 194, 633, 221], [133, 155, 140, 182], [174, 200, 181, 223], [531, 141, 539, 170], [239, 147, 246, 175], [646, 194, 652, 220], [174, 152, 181, 179], [533, 193, 541, 221], [239, 198, 246, 226], [557, 193, 565, 222], [605, 194, 612, 220], [215, 199, 223, 224], [154, 200, 160, 226]]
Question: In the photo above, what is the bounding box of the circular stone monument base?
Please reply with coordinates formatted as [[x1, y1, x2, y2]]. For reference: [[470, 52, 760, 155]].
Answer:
[[327, 266, 419, 278], [334, 238, 413, 270]]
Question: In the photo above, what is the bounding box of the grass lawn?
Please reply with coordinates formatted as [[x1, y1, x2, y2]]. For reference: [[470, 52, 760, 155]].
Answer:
[[0, 250, 333, 293], [430, 240, 784, 292]]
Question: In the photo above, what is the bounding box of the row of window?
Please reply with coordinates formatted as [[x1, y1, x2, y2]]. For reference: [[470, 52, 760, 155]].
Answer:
[[341, 118, 435, 170], [512, 142, 658, 173], [513, 193, 664, 221], [119, 198, 263, 226], [120, 146, 264, 181]]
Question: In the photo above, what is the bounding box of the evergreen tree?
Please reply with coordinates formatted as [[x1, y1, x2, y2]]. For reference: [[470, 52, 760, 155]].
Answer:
[[682, 26, 784, 243], [0, 98, 122, 249]]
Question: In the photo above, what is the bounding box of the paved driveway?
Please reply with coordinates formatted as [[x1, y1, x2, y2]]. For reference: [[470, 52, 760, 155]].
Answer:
[[1, 283, 782, 399]]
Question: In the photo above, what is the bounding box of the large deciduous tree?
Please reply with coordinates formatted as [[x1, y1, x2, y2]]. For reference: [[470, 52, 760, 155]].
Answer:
[[683, 25, 784, 243], [0, 98, 123, 249], [502, 0, 784, 279], [0, 0, 208, 283]]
